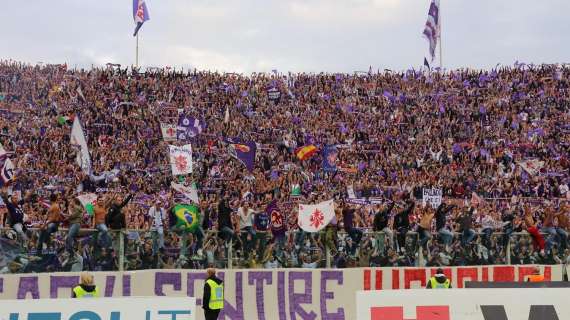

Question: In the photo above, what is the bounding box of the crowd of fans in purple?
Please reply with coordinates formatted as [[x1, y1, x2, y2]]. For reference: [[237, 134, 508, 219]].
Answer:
[[0, 60, 568, 274]]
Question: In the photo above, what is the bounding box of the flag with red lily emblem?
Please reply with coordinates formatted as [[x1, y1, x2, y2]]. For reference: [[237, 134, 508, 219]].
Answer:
[[298, 200, 335, 233], [169, 144, 193, 176], [161, 123, 177, 141]]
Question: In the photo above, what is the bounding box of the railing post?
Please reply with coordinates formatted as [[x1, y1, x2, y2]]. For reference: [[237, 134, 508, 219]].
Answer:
[[119, 230, 125, 271], [506, 235, 511, 265], [325, 241, 332, 268], [227, 239, 233, 269]]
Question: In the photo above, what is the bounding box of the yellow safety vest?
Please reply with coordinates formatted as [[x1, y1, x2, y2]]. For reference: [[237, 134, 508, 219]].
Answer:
[[429, 277, 450, 289], [73, 285, 100, 298], [206, 279, 224, 310]]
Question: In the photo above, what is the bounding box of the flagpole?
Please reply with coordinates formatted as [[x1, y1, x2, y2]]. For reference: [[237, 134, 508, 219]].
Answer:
[[439, 0, 443, 69], [136, 34, 139, 68]]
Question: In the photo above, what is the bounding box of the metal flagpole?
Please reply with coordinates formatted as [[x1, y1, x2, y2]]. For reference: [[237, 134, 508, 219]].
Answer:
[[136, 34, 139, 67], [438, 0, 443, 69]]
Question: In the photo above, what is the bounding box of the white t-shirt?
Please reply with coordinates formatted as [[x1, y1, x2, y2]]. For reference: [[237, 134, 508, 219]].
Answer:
[[149, 206, 165, 228], [238, 207, 255, 229]]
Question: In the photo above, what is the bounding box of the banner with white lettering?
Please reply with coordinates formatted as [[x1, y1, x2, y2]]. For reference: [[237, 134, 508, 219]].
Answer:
[[0, 297, 195, 320], [0, 266, 562, 320], [422, 188, 442, 208]]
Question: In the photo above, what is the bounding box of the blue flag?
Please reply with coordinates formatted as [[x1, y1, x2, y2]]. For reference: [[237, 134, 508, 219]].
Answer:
[[322, 145, 338, 172], [133, 0, 150, 37]]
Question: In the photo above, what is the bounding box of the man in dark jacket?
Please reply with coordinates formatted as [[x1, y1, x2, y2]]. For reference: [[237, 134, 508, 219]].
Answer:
[[393, 200, 415, 253], [0, 191, 28, 241], [455, 206, 476, 246], [203, 268, 224, 320], [105, 193, 133, 230], [373, 201, 395, 252], [217, 198, 235, 242], [435, 203, 455, 247]]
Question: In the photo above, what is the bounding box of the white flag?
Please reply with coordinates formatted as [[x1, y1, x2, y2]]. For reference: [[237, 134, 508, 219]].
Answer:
[[160, 123, 177, 141], [70, 116, 92, 174], [77, 193, 98, 215], [171, 182, 199, 204], [0, 143, 14, 187], [518, 159, 544, 176], [169, 144, 192, 176], [298, 200, 335, 233], [224, 106, 230, 124]]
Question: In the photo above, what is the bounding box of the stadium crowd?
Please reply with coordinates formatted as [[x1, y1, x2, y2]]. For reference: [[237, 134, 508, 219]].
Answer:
[[0, 60, 569, 274]]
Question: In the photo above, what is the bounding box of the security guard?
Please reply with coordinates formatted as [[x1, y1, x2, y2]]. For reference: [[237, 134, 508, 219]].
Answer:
[[527, 267, 545, 282], [72, 273, 100, 298], [203, 268, 224, 320], [426, 268, 452, 289]]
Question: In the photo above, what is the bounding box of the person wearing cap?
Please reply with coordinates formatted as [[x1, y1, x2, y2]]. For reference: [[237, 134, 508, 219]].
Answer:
[[203, 267, 224, 320], [527, 267, 545, 282], [72, 273, 100, 298], [426, 268, 451, 289]]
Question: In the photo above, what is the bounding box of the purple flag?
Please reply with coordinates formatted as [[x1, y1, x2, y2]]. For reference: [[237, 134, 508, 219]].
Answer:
[[227, 138, 256, 172], [177, 115, 204, 140], [422, 0, 440, 61], [267, 200, 286, 239], [133, 0, 150, 37]]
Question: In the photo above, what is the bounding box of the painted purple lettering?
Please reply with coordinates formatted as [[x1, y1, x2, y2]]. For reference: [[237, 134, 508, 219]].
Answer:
[[278, 271, 287, 320], [104, 276, 116, 297], [0, 277, 3, 294], [289, 272, 317, 320], [187, 272, 207, 306], [154, 272, 182, 296], [122, 274, 131, 296], [50, 276, 79, 299], [17, 276, 40, 299], [219, 272, 244, 320], [248, 271, 272, 320], [320, 271, 345, 320]]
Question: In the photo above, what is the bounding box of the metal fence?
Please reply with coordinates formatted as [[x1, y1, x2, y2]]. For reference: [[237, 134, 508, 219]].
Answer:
[[0, 227, 563, 273]]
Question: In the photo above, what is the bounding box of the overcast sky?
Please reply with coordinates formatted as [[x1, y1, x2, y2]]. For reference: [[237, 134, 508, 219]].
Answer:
[[2, 0, 569, 73]]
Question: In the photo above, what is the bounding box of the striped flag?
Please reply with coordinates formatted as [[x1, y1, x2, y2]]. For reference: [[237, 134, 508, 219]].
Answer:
[[133, 0, 150, 37], [423, 0, 440, 61]]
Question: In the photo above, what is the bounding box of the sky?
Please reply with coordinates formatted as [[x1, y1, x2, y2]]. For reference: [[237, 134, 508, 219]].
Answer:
[[2, 0, 569, 73]]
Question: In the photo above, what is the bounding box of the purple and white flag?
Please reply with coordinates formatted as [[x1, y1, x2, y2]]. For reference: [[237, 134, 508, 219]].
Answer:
[[0, 143, 15, 187], [423, 0, 440, 61], [133, 0, 150, 37], [177, 115, 204, 140]]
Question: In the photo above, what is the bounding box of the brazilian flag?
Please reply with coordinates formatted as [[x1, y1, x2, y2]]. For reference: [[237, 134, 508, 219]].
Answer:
[[174, 204, 202, 232]]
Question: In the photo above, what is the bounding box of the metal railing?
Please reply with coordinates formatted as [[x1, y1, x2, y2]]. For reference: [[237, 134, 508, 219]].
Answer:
[[0, 227, 565, 273]]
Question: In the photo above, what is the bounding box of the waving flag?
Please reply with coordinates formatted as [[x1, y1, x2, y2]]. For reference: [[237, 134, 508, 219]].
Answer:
[[160, 123, 177, 141], [171, 182, 199, 204], [295, 144, 317, 161], [169, 144, 193, 176], [177, 115, 204, 140], [298, 200, 335, 233], [227, 138, 256, 172], [133, 0, 150, 37], [173, 204, 202, 232], [322, 145, 338, 172], [423, 0, 440, 61], [70, 116, 92, 174], [0, 143, 15, 187], [77, 193, 98, 215]]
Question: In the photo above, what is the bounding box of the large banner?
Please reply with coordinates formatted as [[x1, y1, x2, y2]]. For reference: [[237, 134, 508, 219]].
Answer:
[[0, 266, 563, 320], [0, 296, 195, 320], [356, 288, 569, 320]]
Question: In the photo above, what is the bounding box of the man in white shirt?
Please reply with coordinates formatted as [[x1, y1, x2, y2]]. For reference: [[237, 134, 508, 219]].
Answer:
[[237, 202, 255, 237], [148, 201, 166, 252]]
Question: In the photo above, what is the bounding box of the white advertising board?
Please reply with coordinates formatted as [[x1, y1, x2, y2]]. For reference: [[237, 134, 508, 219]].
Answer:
[[356, 288, 570, 320], [0, 296, 195, 320]]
